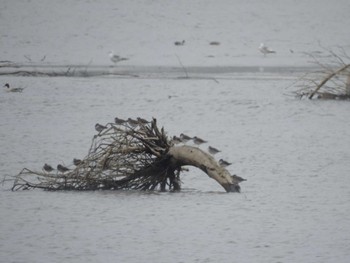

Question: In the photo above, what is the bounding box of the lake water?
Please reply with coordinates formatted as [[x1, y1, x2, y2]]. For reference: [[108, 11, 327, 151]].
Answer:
[[2, 0, 350, 261], [1, 71, 350, 263]]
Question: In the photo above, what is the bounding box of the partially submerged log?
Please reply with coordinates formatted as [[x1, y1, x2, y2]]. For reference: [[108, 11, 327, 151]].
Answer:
[[168, 146, 241, 192], [9, 118, 244, 193]]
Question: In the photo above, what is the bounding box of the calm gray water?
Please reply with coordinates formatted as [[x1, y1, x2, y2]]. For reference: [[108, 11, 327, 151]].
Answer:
[[1, 74, 350, 263]]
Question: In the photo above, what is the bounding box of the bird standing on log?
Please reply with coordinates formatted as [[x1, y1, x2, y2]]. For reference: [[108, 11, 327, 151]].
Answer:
[[208, 146, 221, 155], [193, 136, 207, 145], [57, 164, 70, 173], [180, 133, 192, 142], [73, 158, 82, 166], [43, 163, 54, 172], [219, 159, 232, 167], [95, 123, 107, 133], [114, 117, 126, 125]]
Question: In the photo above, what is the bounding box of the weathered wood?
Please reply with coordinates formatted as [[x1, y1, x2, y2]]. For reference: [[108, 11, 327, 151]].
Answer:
[[167, 145, 241, 192]]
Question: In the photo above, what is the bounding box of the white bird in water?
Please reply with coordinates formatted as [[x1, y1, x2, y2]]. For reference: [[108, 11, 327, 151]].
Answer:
[[108, 51, 128, 64], [259, 43, 276, 56], [4, 83, 24, 93]]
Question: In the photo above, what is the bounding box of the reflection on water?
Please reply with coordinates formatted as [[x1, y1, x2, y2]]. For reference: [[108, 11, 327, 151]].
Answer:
[[1, 75, 350, 263]]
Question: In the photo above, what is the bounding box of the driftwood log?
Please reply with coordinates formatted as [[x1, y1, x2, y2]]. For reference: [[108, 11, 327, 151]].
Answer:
[[168, 146, 240, 192], [10, 118, 243, 193]]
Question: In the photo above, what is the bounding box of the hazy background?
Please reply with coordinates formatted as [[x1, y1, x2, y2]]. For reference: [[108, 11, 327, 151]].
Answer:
[[1, 0, 350, 66]]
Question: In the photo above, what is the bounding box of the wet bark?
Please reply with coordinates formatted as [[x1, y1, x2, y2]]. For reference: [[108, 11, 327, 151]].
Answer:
[[167, 145, 241, 192]]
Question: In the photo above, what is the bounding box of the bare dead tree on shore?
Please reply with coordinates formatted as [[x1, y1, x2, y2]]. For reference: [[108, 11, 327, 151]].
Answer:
[[9, 118, 243, 193], [293, 46, 350, 100]]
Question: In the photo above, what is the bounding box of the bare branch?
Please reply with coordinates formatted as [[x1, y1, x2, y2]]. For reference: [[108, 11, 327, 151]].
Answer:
[[291, 47, 350, 100], [9, 118, 243, 192]]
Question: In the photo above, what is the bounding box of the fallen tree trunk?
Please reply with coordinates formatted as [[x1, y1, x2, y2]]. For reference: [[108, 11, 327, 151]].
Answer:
[[168, 146, 240, 192], [8, 118, 244, 193]]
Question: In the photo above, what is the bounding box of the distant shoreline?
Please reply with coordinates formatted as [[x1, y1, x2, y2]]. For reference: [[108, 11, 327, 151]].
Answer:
[[0, 63, 319, 79]]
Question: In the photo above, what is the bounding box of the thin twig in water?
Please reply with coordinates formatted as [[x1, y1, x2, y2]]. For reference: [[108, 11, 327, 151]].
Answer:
[[175, 54, 189, 78], [24, 55, 32, 62]]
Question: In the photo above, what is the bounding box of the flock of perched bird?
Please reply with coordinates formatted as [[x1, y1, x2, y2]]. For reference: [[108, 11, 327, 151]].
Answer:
[[173, 133, 233, 168], [172, 132, 245, 182], [95, 117, 245, 182], [95, 117, 150, 133], [41, 117, 152, 174], [43, 158, 83, 173], [101, 117, 232, 168], [41, 117, 238, 177]]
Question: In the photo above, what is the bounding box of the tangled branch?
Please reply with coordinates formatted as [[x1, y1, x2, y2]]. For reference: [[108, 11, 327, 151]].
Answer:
[[7, 116, 244, 193], [11, 118, 182, 191], [293, 46, 350, 100]]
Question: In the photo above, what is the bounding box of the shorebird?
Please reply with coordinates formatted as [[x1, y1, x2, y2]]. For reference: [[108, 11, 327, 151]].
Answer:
[[180, 133, 192, 142], [231, 174, 246, 182], [219, 159, 232, 167], [4, 83, 24, 93], [43, 163, 54, 172], [208, 146, 221, 155], [114, 117, 126, 125], [174, 40, 185, 46], [73, 158, 82, 166], [57, 164, 70, 173], [108, 51, 128, 64], [127, 118, 139, 127], [193, 136, 207, 145], [259, 43, 276, 56], [172, 136, 183, 144], [95, 123, 107, 133], [137, 117, 150, 125]]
